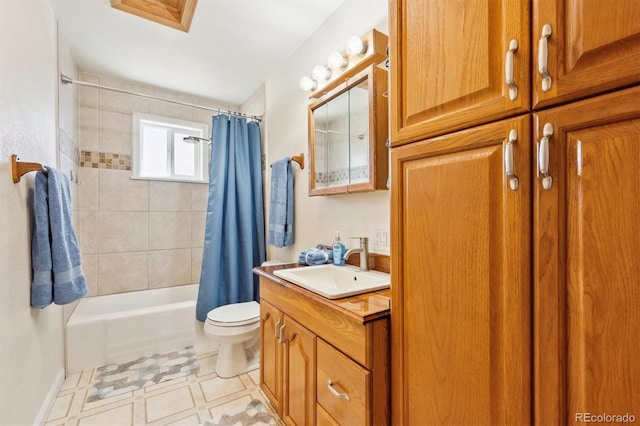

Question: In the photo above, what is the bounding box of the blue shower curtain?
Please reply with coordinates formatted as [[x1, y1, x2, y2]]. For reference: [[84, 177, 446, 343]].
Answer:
[[196, 114, 266, 322]]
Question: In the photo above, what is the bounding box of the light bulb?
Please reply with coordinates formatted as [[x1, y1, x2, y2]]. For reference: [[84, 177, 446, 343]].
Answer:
[[346, 35, 366, 55], [311, 65, 331, 82], [299, 76, 317, 91], [327, 51, 347, 70]]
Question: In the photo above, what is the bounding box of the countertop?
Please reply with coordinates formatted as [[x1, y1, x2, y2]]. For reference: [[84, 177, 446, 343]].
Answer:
[[253, 263, 391, 323]]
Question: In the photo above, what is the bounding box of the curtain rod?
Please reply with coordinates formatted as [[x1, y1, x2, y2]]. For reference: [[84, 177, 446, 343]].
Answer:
[[60, 74, 262, 123]]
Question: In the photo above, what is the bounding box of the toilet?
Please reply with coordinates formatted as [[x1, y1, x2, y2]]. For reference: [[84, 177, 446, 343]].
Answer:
[[204, 301, 261, 378], [203, 260, 286, 378]]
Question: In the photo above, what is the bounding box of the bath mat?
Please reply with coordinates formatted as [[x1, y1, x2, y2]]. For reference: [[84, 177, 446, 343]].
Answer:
[[86, 346, 199, 402], [204, 399, 278, 426]]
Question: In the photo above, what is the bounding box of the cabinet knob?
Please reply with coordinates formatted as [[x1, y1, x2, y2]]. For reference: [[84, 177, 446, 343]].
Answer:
[[505, 39, 519, 101], [538, 24, 553, 92]]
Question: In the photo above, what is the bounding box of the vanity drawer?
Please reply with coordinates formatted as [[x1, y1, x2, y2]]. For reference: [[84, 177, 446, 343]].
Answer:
[[317, 339, 370, 425]]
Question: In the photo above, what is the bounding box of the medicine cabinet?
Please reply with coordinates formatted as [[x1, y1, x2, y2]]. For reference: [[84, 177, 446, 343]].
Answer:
[[308, 64, 388, 196]]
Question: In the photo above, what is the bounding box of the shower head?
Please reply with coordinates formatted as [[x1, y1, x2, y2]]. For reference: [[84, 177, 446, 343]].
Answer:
[[183, 136, 211, 144]]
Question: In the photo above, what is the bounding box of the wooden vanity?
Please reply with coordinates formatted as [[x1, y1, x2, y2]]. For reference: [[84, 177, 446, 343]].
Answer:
[[253, 263, 390, 426]]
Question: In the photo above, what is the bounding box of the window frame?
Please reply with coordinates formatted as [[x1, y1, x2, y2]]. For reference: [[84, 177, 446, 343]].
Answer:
[[132, 112, 209, 183]]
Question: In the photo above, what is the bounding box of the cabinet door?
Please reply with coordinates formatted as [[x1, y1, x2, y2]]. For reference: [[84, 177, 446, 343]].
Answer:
[[282, 315, 316, 426], [260, 300, 283, 414], [390, 115, 532, 425], [532, 0, 640, 109], [533, 86, 640, 425], [390, 0, 530, 146]]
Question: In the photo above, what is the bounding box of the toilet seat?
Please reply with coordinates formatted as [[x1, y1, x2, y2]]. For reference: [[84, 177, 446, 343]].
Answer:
[[206, 301, 259, 327]]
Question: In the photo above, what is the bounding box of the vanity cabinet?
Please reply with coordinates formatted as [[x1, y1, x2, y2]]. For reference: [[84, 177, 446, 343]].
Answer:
[[308, 64, 389, 196], [390, 0, 640, 146], [390, 0, 640, 424], [260, 299, 316, 425], [255, 267, 390, 425]]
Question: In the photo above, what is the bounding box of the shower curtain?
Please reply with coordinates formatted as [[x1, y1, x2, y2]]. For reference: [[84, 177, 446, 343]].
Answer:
[[196, 114, 266, 322]]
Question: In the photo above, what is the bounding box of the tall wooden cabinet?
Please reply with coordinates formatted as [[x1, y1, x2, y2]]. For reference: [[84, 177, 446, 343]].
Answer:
[[390, 115, 532, 425], [533, 87, 640, 425], [390, 0, 640, 424]]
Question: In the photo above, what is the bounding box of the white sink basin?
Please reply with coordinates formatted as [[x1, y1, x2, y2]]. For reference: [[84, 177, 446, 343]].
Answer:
[[273, 264, 390, 299]]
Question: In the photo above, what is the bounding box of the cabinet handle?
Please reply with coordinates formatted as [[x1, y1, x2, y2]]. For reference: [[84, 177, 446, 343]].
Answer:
[[278, 321, 287, 343], [274, 319, 281, 342], [504, 129, 519, 191], [504, 39, 519, 101], [327, 379, 351, 401], [538, 123, 554, 190], [538, 24, 553, 92]]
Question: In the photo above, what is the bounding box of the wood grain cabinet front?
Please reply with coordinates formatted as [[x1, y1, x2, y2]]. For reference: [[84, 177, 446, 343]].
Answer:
[[390, 0, 640, 146], [260, 300, 315, 426], [532, 86, 640, 425], [390, 114, 532, 426], [316, 339, 370, 426], [257, 274, 390, 426]]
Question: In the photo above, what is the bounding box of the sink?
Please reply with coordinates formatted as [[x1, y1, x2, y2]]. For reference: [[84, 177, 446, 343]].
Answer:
[[273, 264, 390, 299]]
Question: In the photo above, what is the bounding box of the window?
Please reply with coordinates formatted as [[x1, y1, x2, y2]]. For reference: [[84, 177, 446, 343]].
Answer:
[[132, 113, 209, 183]]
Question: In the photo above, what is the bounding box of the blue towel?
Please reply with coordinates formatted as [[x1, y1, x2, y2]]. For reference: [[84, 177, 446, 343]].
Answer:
[[298, 245, 334, 265], [31, 167, 87, 308], [268, 157, 294, 247]]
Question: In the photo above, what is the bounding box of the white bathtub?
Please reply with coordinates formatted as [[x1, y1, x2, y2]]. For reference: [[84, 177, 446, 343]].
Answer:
[[66, 284, 215, 373]]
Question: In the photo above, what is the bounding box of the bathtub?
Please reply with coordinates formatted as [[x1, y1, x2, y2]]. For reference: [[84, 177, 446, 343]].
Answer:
[[66, 284, 216, 373]]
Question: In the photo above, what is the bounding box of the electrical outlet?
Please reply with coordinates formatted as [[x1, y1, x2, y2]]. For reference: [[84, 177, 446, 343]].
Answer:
[[374, 227, 390, 251]]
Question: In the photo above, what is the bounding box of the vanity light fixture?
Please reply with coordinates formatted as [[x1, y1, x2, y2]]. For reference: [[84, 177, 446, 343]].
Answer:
[[346, 35, 367, 55], [311, 65, 331, 82], [299, 29, 386, 97], [299, 76, 317, 91], [327, 51, 348, 70]]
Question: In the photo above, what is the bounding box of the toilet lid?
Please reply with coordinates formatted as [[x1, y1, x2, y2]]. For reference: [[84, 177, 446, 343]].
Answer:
[[206, 301, 259, 326]]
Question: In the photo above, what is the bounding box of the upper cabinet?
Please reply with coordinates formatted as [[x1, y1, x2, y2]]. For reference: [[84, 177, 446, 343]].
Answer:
[[390, 0, 640, 147], [304, 30, 389, 196], [532, 0, 640, 109], [308, 65, 388, 196], [390, 0, 531, 146]]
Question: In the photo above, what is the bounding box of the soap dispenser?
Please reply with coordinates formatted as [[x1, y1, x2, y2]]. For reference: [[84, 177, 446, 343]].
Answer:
[[333, 231, 346, 266]]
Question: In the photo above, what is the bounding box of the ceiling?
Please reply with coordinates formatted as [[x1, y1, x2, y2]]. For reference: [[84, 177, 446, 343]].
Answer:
[[49, 0, 347, 105]]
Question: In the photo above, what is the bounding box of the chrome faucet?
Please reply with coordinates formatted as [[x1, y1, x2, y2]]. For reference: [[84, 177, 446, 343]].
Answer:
[[344, 237, 369, 271]]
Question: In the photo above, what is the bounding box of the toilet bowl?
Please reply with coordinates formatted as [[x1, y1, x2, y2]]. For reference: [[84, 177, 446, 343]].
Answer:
[[203, 260, 287, 378], [204, 301, 260, 378]]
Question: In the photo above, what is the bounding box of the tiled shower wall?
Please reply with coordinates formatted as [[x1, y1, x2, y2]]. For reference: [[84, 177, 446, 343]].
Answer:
[[76, 72, 236, 296]]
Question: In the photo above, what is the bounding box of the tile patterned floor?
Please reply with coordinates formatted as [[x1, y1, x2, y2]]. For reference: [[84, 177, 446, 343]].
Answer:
[[45, 351, 283, 426]]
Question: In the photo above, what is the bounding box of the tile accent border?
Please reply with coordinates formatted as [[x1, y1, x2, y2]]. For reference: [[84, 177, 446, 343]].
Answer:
[[81, 150, 131, 170]]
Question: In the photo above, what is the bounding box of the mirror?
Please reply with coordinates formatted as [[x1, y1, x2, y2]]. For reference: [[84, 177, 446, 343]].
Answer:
[[308, 64, 387, 196]]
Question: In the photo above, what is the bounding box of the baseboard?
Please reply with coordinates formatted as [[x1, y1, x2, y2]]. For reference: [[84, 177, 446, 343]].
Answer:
[[33, 367, 65, 426]]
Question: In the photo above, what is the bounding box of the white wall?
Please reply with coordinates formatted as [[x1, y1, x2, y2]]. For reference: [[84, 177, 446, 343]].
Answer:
[[263, 0, 390, 261], [0, 0, 65, 424]]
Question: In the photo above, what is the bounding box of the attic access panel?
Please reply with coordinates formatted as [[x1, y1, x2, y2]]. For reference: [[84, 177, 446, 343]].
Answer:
[[110, 0, 198, 32]]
